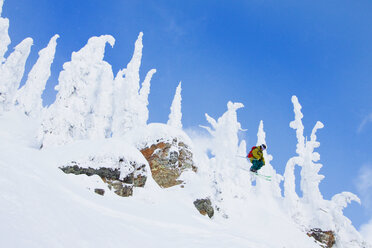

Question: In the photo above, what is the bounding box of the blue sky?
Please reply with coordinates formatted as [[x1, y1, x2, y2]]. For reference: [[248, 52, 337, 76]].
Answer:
[[4, 0, 372, 228]]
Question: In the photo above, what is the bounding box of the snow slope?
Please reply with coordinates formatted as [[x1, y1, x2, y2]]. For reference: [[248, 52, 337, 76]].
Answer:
[[0, 110, 318, 248]]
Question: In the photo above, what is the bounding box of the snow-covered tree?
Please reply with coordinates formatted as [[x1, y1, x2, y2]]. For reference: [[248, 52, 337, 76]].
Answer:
[[284, 96, 325, 208], [167, 82, 182, 129], [14, 34, 59, 117], [201, 101, 251, 216], [40, 35, 115, 147], [202, 101, 244, 158], [255, 120, 283, 199], [285, 96, 324, 205], [0, 38, 33, 113], [112, 32, 156, 137], [0, 0, 10, 64], [283, 96, 367, 247], [0, 1, 33, 113]]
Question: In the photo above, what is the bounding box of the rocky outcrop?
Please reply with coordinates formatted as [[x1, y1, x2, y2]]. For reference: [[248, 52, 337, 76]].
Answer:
[[140, 138, 196, 188], [307, 228, 335, 248], [193, 198, 214, 218], [60, 157, 147, 197]]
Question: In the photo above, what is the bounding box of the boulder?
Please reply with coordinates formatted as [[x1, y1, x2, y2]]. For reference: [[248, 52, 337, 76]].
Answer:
[[94, 188, 105, 196], [307, 228, 336, 248], [140, 137, 196, 188], [193, 198, 214, 218]]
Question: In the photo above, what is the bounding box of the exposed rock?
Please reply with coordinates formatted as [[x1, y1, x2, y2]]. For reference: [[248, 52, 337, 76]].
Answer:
[[140, 138, 197, 188], [94, 188, 105, 196], [60, 157, 147, 197], [193, 198, 214, 218], [307, 228, 336, 248]]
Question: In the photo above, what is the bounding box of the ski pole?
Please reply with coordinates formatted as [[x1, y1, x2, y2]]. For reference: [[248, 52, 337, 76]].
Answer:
[[236, 155, 247, 159]]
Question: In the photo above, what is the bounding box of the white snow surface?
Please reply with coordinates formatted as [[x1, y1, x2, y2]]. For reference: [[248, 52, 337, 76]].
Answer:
[[124, 122, 193, 149], [1, 110, 321, 248]]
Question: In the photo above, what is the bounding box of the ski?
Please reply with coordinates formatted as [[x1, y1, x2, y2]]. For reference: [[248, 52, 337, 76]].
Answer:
[[238, 166, 272, 181], [250, 171, 272, 181]]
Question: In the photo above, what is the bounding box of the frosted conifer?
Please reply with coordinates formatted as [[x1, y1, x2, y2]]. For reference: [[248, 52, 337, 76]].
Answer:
[[0, 38, 33, 113], [0, 0, 10, 64], [255, 120, 282, 199], [40, 35, 115, 147], [167, 82, 182, 129], [14, 34, 59, 117], [112, 32, 156, 137]]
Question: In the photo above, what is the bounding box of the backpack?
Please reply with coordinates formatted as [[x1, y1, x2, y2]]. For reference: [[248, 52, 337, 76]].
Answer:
[[247, 146, 257, 158]]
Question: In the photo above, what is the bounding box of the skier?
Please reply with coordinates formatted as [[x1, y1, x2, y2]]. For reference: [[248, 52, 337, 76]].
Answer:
[[247, 144, 266, 172]]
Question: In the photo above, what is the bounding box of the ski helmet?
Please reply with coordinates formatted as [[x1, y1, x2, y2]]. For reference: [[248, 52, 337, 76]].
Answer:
[[261, 144, 267, 150]]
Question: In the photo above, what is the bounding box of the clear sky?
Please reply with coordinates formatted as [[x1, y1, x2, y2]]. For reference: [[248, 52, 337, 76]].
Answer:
[[4, 0, 372, 229]]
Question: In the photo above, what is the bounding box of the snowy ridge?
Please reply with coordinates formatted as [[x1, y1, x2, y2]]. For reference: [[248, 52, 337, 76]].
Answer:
[[0, 1, 370, 247]]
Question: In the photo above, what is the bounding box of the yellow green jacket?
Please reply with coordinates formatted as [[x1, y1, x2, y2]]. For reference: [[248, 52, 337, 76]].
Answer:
[[249, 146, 265, 165]]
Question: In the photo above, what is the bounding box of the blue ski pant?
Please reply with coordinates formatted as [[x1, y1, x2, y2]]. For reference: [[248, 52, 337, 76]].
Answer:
[[250, 159, 264, 171]]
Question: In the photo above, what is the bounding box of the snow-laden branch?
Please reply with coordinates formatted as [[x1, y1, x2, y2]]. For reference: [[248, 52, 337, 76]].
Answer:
[[284, 156, 302, 205], [289, 96, 305, 156], [331, 192, 361, 213], [139, 69, 156, 106]]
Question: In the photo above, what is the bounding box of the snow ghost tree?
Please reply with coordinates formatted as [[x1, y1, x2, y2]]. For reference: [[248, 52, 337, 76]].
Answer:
[[290, 96, 325, 206], [254, 120, 282, 199], [14, 34, 59, 117], [0, 39, 33, 113], [284, 95, 326, 221], [167, 82, 182, 129], [202, 101, 244, 158], [283, 96, 367, 247], [0, 0, 10, 64], [112, 32, 156, 137], [201, 101, 252, 215], [40, 35, 115, 147], [0, 1, 34, 114]]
